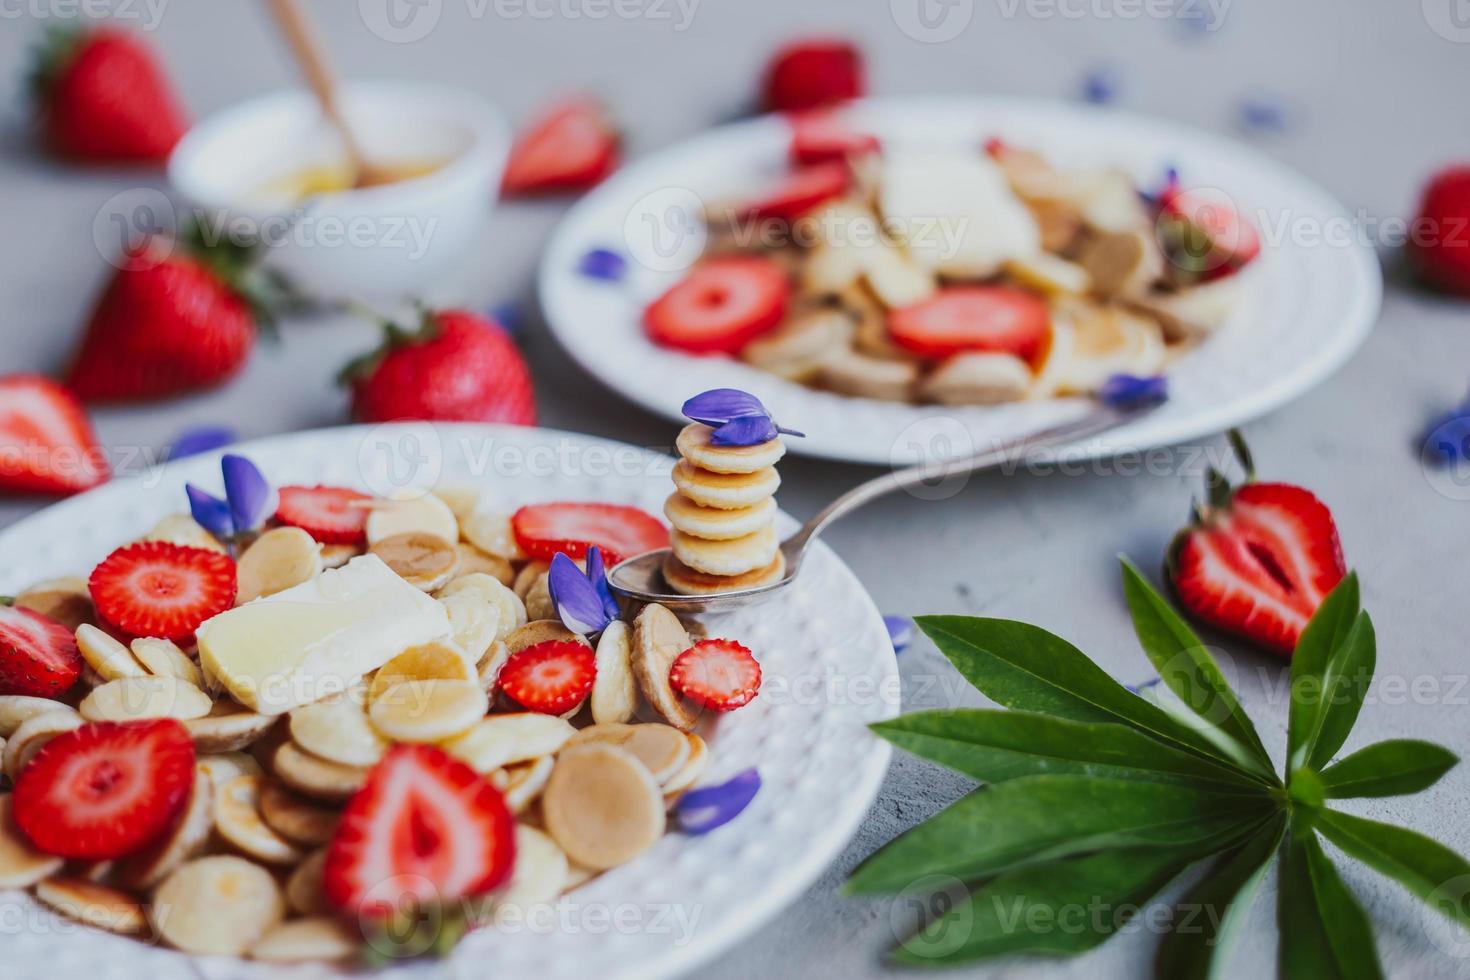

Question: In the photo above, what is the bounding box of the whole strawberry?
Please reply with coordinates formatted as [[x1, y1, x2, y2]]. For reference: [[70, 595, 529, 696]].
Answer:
[[1168, 432, 1346, 657], [761, 38, 865, 113], [67, 237, 263, 402], [29, 26, 187, 164], [344, 309, 537, 425], [1408, 166, 1470, 297]]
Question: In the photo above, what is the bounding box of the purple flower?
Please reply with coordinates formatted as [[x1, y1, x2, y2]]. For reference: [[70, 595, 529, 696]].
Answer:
[[681, 388, 804, 447], [1126, 676, 1164, 695], [576, 248, 628, 282], [1099, 374, 1169, 411], [1239, 97, 1287, 134], [547, 548, 619, 635], [186, 454, 275, 542], [222, 455, 274, 533], [1081, 68, 1119, 105], [168, 425, 236, 461], [884, 615, 913, 654], [489, 301, 525, 338], [676, 769, 761, 835], [1423, 395, 1470, 466], [186, 484, 234, 539]]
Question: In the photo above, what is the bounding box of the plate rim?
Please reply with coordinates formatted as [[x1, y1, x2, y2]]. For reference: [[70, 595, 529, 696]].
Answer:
[[0, 421, 897, 980], [538, 94, 1384, 465]]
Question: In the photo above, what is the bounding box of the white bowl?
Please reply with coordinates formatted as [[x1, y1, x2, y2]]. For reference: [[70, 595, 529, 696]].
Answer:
[[168, 80, 508, 299]]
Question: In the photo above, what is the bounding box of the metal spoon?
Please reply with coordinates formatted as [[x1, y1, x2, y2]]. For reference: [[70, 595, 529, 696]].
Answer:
[[608, 403, 1158, 613]]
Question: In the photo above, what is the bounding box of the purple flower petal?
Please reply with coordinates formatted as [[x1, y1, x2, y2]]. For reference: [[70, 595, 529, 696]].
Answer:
[[1126, 676, 1164, 695], [1081, 67, 1119, 105], [1099, 374, 1169, 411], [577, 248, 628, 282], [682, 389, 769, 427], [548, 552, 611, 636], [168, 425, 236, 461], [186, 484, 234, 539], [676, 769, 761, 835], [584, 547, 621, 623], [884, 615, 914, 654], [221, 454, 274, 533], [489, 301, 524, 337], [1422, 398, 1470, 466], [710, 414, 780, 447], [1239, 97, 1287, 134]]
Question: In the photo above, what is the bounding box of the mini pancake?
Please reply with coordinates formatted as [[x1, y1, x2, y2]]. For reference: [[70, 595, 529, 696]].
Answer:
[[670, 526, 779, 577], [664, 494, 776, 541], [662, 552, 786, 597], [671, 460, 780, 510], [675, 423, 785, 474]]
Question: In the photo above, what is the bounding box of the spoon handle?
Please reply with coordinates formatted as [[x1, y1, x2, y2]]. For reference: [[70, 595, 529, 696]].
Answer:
[[780, 404, 1155, 567], [265, 0, 371, 178]]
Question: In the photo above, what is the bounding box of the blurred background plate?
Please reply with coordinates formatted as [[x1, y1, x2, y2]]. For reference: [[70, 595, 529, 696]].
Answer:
[[540, 96, 1382, 466], [0, 423, 898, 980]]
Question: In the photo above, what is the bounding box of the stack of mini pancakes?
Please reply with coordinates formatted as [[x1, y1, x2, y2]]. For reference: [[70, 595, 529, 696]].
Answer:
[[662, 423, 786, 595]]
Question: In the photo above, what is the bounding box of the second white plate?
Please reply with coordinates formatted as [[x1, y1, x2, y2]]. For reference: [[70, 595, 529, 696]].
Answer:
[[539, 96, 1382, 465]]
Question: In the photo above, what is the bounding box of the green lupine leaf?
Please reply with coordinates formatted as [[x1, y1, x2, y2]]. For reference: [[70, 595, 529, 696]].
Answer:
[[1278, 830, 1384, 980], [1119, 558, 1273, 774], [915, 617, 1268, 779], [1320, 741, 1459, 799], [846, 775, 1273, 896], [891, 846, 1202, 966], [1305, 613, 1376, 771], [1287, 574, 1361, 767], [871, 709, 1266, 792], [1316, 809, 1470, 930], [1154, 815, 1285, 980]]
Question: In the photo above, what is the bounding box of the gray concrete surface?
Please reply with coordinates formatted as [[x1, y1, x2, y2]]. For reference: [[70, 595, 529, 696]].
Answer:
[[2, 1, 1468, 977]]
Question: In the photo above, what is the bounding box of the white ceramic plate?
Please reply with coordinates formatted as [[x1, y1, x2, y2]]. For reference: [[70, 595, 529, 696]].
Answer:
[[0, 423, 898, 980], [540, 96, 1382, 465]]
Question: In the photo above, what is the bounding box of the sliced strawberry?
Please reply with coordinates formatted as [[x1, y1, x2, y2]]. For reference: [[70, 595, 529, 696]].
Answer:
[[1169, 439, 1346, 657], [888, 287, 1051, 362], [497, 640, 597, 715], [644, 257, 791, 355], [13, 719, 195, 859], [323, 744, 516, 917], [512, 502, 669, 566], [761, 38, 865, 113], [88, 541, 237, 642], [0, 605, 83, 698], [275, 485, 371, 544], [669, 639, 761, 711], [502, 98, 620, 196], [741, 162, 850, 223], [1160, 187, 1261, 268], [0, 374, 109, 496], [789, 111, 879, 166]]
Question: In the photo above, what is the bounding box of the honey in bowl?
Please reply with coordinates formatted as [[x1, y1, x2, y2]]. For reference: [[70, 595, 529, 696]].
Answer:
[[252, 158, 445, 202]]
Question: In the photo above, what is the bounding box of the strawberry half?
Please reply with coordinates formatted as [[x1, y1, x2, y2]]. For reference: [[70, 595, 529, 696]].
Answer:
[[88, 541, 237, 642], [644, 256, 791, 355], [276, 485, 371, 544], [789, 111, 880, 166], [502, 98, 620, 196], [669, 639, 761, 711], [1159, 187, 1261, 272], [888, 286, 1052, 362], [741, 162, 850, 223], [497, 640, 597, 715], [1169, 434, 1346, 657], [13, 719, 195, 859], [761, 38, 865, 113], [323, 744, 516, 917], [512, 502, 669, 566], [0, 605, 83, 698], [0, 374, 110, 496]]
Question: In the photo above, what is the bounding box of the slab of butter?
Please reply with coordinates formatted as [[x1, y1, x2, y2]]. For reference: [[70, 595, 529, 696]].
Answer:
[[197, 554, 450, 715]]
